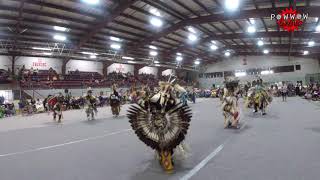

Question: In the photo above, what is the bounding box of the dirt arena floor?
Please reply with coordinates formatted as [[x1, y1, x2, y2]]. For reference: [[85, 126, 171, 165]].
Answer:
[[0, 97, 319, 180]]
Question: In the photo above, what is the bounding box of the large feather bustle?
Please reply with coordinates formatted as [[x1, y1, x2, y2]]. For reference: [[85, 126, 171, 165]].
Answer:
[[127, 103, 192, 151]]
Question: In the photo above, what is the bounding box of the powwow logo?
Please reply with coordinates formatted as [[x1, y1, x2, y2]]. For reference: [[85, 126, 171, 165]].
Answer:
[[271, 7, 308, 32]]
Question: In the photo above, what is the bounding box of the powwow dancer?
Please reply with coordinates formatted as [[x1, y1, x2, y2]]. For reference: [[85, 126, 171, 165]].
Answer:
[[222, 78, 240, 129], [127, 75, 192, 172]]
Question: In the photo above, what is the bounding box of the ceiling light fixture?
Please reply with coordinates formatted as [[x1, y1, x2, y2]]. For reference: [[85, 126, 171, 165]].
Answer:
[[210, 44, 218, 50], [110, 44, 121, 50], [53, 26, 67, 32], [188, 34, 198, 41], [176, 52, 182, 56], [176, 56, 183, 62], [150, 51, 158, 56], [225, 0, 239, 11], [122, 56, 134, 60], [32, 47, 51, 51], [43, 52, 52, 56], [308, 41, 315, 46], [149, 9, 161, 17], [257, 40, 264, 46], [149, 45, 157, 50], [154, 60, 160, 64], [188, 27, 196, 33], [303, 50, 309, 55], [150, 17, 163, 27], [225, 51, 231, 57], [110, 36, 121, 42], [81, 52, 98, 55], [53, 34, 66, 41], [247, 26, 256, 33], [194, 60, 200, 65], [90, 55, 97, 59], [81, 0, 99, 5], [263, 49, 269, 54], [127, 61, 135, 64]]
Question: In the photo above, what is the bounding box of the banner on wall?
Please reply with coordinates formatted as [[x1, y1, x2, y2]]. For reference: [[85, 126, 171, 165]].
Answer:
[[115, 64, 125, 72], [32, 58, 47, 68]]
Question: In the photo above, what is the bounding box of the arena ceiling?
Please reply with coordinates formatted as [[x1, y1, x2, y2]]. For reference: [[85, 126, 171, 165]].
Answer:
[[0, 0, 320, 69]]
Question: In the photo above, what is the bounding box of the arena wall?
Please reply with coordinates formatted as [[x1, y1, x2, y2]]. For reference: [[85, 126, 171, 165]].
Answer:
[[199, 56, 320, 88], [66, 60, 103, 74], [162, 69, 176, 76], [107, 63, 134, 74], [0, 56, 12, 70], [138, 66, 158, 76], [15, 56, 63, 74]]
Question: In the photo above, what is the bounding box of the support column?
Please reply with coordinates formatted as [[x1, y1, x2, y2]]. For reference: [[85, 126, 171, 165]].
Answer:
[[11, 56, 16, 76], [61, 59, 70, 75], [157, 67, 167, 78], [134, 64, 145, 76], [103, 61, 113, 77]]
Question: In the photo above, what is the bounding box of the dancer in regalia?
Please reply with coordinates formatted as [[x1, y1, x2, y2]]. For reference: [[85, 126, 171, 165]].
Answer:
[[222, 78, 240, 129], [109, 84, 121, 117], [84, 89, 98, 120], [246, 78, 272, 115], [127, 76, 192, 172]]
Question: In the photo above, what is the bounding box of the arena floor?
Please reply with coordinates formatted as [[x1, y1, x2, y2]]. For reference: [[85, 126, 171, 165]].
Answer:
[[0, 97, 319, 180]]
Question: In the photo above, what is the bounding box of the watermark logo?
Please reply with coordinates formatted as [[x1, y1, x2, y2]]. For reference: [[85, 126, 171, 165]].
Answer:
[[271, 7, 308, 32]]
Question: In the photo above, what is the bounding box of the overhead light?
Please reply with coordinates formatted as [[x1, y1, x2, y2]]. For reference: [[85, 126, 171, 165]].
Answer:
[[261, 70, 274, 75], [122, 56, 134, 60], [81, 52, 98, 55], [149, 45, 157, 50], [155, 64, 160, 67], [110, 43, 121, 50], [110, 36, 121, 42], [176, 56, 183, 62], [81, 0, 99, 5], [210, 44, 218, 50], [32, 47, 51, 51], [211, 40, 216, 44], [150, 51, 158, 56], [127, 61, 135, 64], [247, 26, 256, 33], [150, 17, 163, 27], [308, 41, 315, 46], [303, 50, 309, 55], [154, 60, 160, 64], [194, 60, 200, 65], [53, 26, 67, 32], [225, 0, 239, 11], [257, 40, 264, 46], [188, 34, 198, 41], [90, 55, 97, 59], [235, 72, 246, 77], [149, 9, 161, 17], [315, 17, 319, 22], [43, 52, 52, 56], [316, 25, 320, 32], [53, 34, 66, 41], [188, 27, 196, 33], [249, 18, 255, 24], [225, 51, 231, 57], [263, 49, 269, 54], [176, 52, 182, 56]]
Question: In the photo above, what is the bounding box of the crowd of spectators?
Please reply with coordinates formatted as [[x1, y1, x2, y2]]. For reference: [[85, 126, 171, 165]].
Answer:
[[18, 67, 192, 89], [0, 69, 11, 83]]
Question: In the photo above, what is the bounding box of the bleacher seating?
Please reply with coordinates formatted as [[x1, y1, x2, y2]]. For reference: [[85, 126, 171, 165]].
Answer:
[[20, 69, 191, 89]]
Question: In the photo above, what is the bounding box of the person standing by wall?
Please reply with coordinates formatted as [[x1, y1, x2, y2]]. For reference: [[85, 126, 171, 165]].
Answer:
[[281, 83, 288, 102]]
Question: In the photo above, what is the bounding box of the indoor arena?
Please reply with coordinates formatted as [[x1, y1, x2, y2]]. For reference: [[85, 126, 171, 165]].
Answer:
[[0, 0, 320, 180]]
